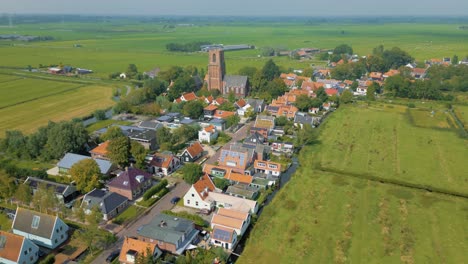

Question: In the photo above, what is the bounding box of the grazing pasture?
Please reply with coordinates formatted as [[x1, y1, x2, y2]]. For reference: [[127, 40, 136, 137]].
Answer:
[[0, 81, 114, 135], [312, 103, 468, 195], [239, 167, 468, 264]]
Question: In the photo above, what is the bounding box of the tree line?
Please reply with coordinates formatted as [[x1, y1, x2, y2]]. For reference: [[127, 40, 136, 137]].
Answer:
[[166, 41, 211, 52]]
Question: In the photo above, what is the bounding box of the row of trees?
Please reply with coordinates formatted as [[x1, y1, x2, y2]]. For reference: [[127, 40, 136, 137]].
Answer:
[[0, 120, 88, 160], [166, 41, 211, 52]]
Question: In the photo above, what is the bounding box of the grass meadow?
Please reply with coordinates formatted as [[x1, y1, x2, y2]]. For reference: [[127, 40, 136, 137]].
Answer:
[[0, 22, 467, 78], [240, 103, 468, 263], [312, 103, 468, 195], [0, 79, 114, 135]]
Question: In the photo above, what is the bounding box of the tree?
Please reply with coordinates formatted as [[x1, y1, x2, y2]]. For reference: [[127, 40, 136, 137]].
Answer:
[[382, 47, 413, 71], [367, 85, 376, 101], [316, 87, 328, 103], [0, 173, 15, 200], [86, 205, 103, 226], [238, 66, 258, 78], [156, 127, 173, 146], [14, 183, 31, 205], [143, 78, 167, 99], [93, 109, 107, 121], [32, 183, 59, 213], [183, 100, 204, 119], [101, 126, 124, 141], [294, 95, 312, 111], [26, 126, 48, 159], [350, 81, 359, 91], [131, 141, 148, 169], [73, 200, 86, 222], [340, 89, 353, 104], [452, 55, 459, 65], [333, 44, 353, 56], [1, 130, 28, 159], [126, 64, 139, 79], [70, 159, 101, 193], [213, 178, 230, 190], [226, 115, 241, 129], [44, 121, 88, 160], [294, 124, 318, 147], [275, 116, 289, 126], [181, 163, 203, 184], [261, 59, 280, 81], [107, 137, 131, 167]]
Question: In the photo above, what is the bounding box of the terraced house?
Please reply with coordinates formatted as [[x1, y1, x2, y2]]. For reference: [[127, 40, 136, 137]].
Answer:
[[0, 231, 39, 264]]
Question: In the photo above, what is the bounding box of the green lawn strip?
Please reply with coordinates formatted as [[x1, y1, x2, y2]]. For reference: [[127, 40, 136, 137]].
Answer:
[[112, 205, 145, 225], [0, 214, 12, 231]]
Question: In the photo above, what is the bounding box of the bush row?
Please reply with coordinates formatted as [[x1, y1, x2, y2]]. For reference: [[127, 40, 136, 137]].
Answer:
[[142, 179, 168, 201]]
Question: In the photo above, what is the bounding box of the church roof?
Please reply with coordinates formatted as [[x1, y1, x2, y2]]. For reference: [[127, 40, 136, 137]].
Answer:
[[224, 75, 248, 88]]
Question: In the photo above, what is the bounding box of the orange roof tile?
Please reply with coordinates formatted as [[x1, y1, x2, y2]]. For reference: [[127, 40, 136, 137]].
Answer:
[[150, 153, 174, 169], [211, 214, 244, 230], [204, 104, 218, 111], [224, 172, 253, 184], [214, 97, 226, 105], [214, 110, 236, 119], [217, 208, 249, 221], [186, 141, 204, 158], [90, 140, 110, 156], [0, 231, 24, 262], [204, 125, 216, 133], [193, 174, 216, 200], [119, 237, 155, 263], [181, 92, 198, 101], [325, 88, 338, 96]]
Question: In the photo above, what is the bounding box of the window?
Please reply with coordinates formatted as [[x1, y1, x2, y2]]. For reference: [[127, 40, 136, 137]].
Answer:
[[60, 226, 63, 231], [191, 193, 195, 197], [24, 250, 28, 255], [195, 201, 199, 206], [61, 234, 64, 239], [212, 53, 216, 63], [55, 239, 58, 244], [187, 200, 190, 204], [31, 215, 40, 229], [29, 248, 32, 252]]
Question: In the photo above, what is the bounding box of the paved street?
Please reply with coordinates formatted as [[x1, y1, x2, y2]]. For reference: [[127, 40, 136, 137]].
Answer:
[[91, 181, 190, 264], [206, 121, 251, 164]]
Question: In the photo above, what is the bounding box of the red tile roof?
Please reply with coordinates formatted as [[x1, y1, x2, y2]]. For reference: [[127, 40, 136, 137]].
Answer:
[[119, 237, 155, 263], [0, 231, 24, 262], [90, 140, 110, 156], [181, 92, 198, 101], [235, 99, 247, 108], [204, 104, 218, 111], [325, 88, 338, 96], [193, 174, 216, 200], [150, 153, 174, 169], [186, 142, 204, 158], [225, 172, 253, 184], [204, 125, 216, 133], [214, 110, 236, 119]]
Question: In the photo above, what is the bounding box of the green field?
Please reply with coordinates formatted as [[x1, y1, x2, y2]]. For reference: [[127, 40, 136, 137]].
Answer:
[[0, 78, 115, 135], [312, 104, 468, 195], [0, 22, 467, 78], [240, 103, 468, 263]]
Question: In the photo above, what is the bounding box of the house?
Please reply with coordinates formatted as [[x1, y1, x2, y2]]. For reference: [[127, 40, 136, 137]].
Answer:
[[119, 237, 162, 264], [236, 99, 265, 117], [383, 69, 400, 79], [203, 104, 218, 118], [369, 72, 383, 81], [210, 225, 238, 251], [183, 174, 217, 210], [199, 125, 218, 143], [254, 115, 275, 131], [207, 192, 258, 214], [24, 177, 78, 204], [325, 88, 339, 96], [209, 119, 226, 131], [250, 126, 269, 139], [226, 184, 259, 200], [309, 107, 320, 114], [213, 110, 236, 120], [175, 92, 198, 103], [89, 140, 111, 160], [211, 208, 250, 236], [137, 214, 199, 255], [119, 73, 127, 79], [81, 189, 129, 221], [0, 231, 40, 264], [266, 105, 298, 119], [12, 208, 69, 249], [107, 167, 153, 200], [156, 115, 174, 123], [218, 144, 255, 174], [137, 120, 164, 131], [57, 153, 114, 175], [212, 97, 226, 106], [243, 132, 266, 147], [127, 129, 157, 150], [254, 160, 281, 177], [224, 172, 253, 185], [294, 112, 319, 128], [270, 142, 294, 154], [356, 86, 367, 95], [322, 103, 331, 111], [149, 153, 181, 176], [180, 142, 204, 163], [411, 68, 427, 79]]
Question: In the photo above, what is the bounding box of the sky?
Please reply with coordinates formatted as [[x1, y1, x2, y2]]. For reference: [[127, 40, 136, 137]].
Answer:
[[2, 0, 467, 16]]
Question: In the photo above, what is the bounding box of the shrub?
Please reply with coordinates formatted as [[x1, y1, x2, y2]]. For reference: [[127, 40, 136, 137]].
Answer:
[[143, 179, 168, 200], [407, 103, 416, 108]]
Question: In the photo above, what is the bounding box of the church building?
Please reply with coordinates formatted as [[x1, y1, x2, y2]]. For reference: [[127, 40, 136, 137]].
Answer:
[[206, 49, 249, 97]]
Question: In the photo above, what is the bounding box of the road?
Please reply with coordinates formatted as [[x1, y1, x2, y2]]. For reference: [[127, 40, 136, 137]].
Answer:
[[91, 181, 190, 264], [206, 121, 251, 164]]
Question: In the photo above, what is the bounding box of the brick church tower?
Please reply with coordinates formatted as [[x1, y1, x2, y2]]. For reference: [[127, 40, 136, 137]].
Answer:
[[207, 49, 226, 93]]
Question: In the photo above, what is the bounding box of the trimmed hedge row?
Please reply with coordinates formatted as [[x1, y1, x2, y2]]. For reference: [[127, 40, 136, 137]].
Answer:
[[143, 179, 168, 201]]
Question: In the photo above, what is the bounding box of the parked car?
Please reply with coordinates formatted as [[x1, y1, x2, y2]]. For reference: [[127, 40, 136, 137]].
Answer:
[[106, 249, 120, 263], [170, 196, 180, 205]]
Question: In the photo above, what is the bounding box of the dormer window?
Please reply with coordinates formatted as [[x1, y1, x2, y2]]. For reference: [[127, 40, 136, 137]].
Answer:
[[31, 215, 40, 229]]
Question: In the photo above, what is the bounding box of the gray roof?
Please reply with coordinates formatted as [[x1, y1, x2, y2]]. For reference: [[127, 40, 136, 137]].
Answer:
[[13, 208, 67, 239], [58, 153, 113, 174], [226, 184, 258, 200], [224, 75, 248, 88], [82, 189, 128, 214], [138, 214, 196, 245], [246, 99, 264, 110], [294, 112, 318, 126], [24, 177, 77, 198], [127, 129, 156, 142], [138, 121, 164, 130], [180, 118, 196, 125], [157, 115, 174, 122]]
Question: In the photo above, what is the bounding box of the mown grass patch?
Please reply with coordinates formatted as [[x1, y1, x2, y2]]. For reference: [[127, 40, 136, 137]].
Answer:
[[112, 205, 145, 225]]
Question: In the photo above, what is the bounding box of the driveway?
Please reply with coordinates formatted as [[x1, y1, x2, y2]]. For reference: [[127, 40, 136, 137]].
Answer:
[[91, 181, 190, 264]]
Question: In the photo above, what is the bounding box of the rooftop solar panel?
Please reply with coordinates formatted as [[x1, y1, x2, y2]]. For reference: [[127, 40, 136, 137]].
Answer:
[[213, 228, 231, 242]]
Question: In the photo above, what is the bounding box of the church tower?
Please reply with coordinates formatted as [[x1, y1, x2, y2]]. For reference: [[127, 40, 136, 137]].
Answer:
[[207, 49, 226, 93]]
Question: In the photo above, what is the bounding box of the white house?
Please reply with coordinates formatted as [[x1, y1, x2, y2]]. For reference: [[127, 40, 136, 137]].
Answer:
[[254, 160, 281, 177], [355, 86, 367, 96], [12, 208, 69, 250], [184, 174, 217, 210], [235, 99, 265, 117], [210, 208, 251, 236], [198, 125, 218, 144], [0, 231, 39, 264], [207, 192, 258, 214], [119, 73, 127, 79], [211, 225, 238, 251], [149, 153, 181, 176]]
